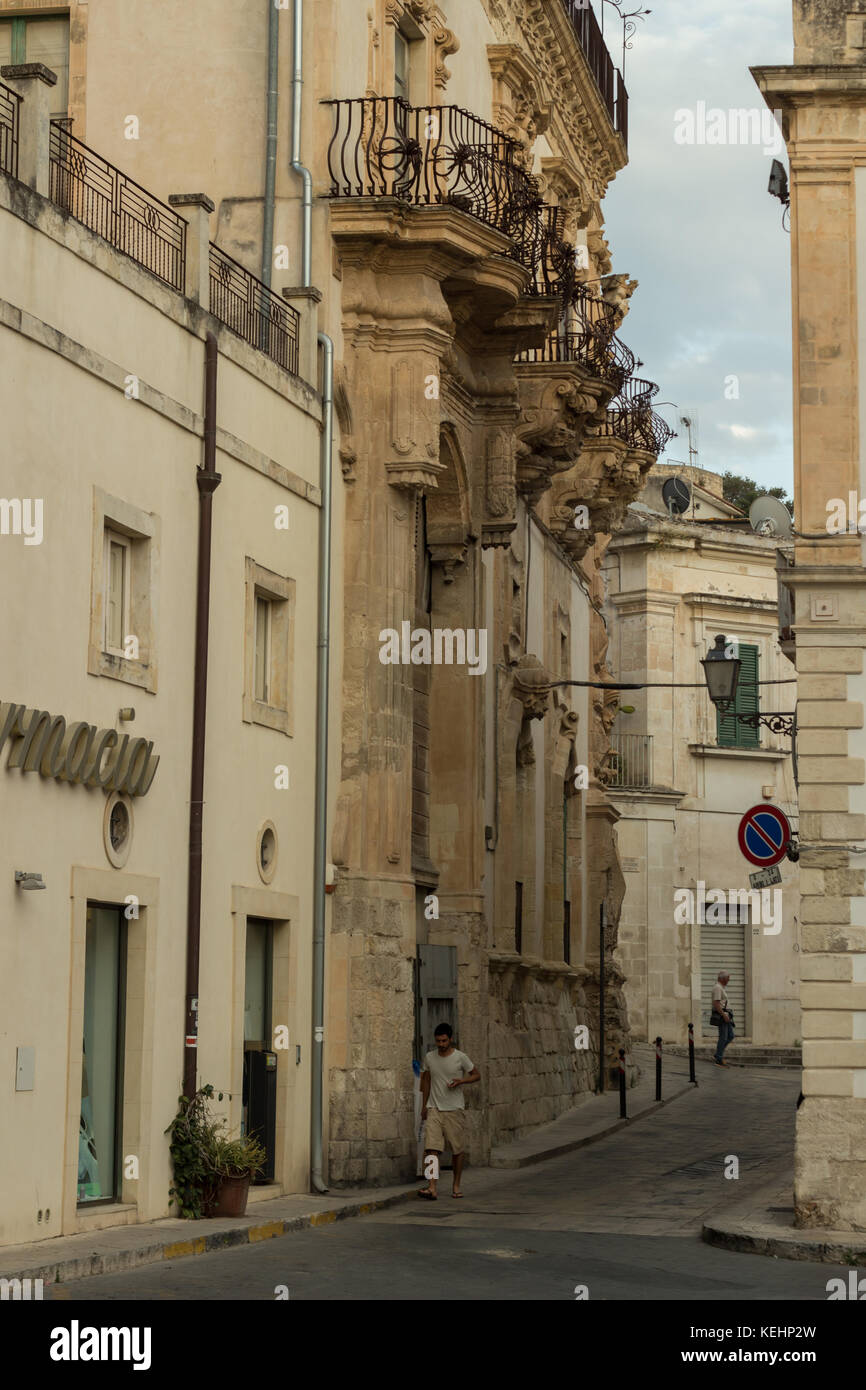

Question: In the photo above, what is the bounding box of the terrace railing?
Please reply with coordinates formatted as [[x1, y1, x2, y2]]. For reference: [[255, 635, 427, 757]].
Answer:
[[597, 376, 676, 454], [609, 733, 653, 789], [209, 242, 300, 376], [561, 0, 628, 147], [0, 80, 20, 179], [49, 121, 186, 291], [325, 97, 571, 295]]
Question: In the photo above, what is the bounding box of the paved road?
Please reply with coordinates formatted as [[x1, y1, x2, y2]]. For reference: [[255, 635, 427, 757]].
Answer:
[[56, 1066, 846, 1301]]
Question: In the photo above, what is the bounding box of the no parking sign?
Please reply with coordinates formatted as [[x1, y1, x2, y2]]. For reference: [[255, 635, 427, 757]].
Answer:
[[738, 804, 791, 868]]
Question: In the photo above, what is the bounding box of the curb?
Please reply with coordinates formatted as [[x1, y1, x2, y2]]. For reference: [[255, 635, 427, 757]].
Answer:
[[490, 1079, 695, 1168], [702, 1221, 866, 1266], [1, 1188, 418, 1288]]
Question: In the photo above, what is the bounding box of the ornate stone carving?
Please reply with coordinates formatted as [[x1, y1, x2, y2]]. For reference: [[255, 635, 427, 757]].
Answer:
[[601, 272, 638, 329], [484, 428, 518, 546], [487, 44, 551, 167], [512, 653, 553, 719], [539, 156, 592, 244], [514, 366, 608, 506], [548, 435, 657, 567], [587, 228, 613, 278], [334, 363, 358, 483], [433, 25, 460, 89]]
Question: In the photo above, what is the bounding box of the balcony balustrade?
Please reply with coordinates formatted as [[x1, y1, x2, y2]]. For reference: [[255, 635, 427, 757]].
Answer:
[[608, 732, 653, 789], [325, 97, 573, 297], [597, 376, 675, 455], [0, 80, 19, 179], [516, 285, 636, 390], [209, 243, 300, 377], [561, 0, 629, 147]]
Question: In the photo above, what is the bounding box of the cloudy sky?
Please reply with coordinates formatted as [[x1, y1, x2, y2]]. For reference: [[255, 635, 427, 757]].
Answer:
[[601, 0, 794, 496]]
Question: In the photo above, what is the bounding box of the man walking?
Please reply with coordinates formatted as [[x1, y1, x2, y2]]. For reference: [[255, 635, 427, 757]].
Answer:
[[417, 1023, 480, 1200], [712, 970, 735, 1066]]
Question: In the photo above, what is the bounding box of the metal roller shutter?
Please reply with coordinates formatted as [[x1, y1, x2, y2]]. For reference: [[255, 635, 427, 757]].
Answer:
[[701, 923, 746, 1035]]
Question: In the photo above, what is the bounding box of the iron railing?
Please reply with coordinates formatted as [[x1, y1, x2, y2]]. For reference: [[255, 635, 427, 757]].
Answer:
[[608, 733, 653, 789], [517, 285, 636, 389], [325, 97, 573, 293], [209, 243, 300, 376], [48, 122, 186, 290], [562, 0, 628, 147], [0, 80, 20, 180], [597, 376, 675, 454]]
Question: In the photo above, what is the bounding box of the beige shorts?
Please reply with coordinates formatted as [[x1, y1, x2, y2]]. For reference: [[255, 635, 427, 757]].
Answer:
[[425, 1107, 465, 1155]]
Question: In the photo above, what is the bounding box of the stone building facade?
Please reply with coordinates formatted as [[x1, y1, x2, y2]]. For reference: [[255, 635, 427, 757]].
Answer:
[[604, 466, 801, 1050], [0, 67, 322, 1246], [753, 0, 866, 1231], [0, 0, 673, 1194]]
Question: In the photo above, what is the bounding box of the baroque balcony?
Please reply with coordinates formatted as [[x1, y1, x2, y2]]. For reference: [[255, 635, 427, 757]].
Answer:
[[324, 97, 575, 307], [595, 376, 675, 455], [561, 0, 628, 148]]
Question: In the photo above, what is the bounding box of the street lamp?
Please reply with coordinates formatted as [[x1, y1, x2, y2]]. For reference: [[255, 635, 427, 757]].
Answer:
[[700, 634, 740, 707]]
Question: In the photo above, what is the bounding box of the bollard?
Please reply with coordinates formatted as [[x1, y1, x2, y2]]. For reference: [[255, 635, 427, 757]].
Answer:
[[618, 1047, 627, 1119], [688, 1021, 697, 1085], [655, 1035, 662, 1102]]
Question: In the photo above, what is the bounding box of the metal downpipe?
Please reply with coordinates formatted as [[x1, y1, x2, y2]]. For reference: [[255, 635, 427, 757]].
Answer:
[[311, 331, 334, 1193], [291, 0, 312, 287], [261, 0, 279, 290]]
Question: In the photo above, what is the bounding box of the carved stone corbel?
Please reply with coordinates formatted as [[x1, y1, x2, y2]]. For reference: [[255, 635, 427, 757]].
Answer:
[[514, 367, 607, 506], [601, 273, 638, 330], [433, 24, 460, 89], [386, 356, 446, 493], [483, 427, 518, 547]]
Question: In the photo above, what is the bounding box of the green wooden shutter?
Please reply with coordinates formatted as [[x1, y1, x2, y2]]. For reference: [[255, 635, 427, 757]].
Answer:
[[717, 642, 759, 748]]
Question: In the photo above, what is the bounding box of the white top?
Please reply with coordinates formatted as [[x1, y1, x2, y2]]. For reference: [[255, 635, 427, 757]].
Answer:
[[425, 1048, 475, 1111]]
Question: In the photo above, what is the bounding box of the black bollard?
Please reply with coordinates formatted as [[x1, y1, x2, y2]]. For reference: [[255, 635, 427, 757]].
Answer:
[[655, 1035, 662, 1102], [688, 1021, 697, 1085], [618, 1047, 627, 1119]]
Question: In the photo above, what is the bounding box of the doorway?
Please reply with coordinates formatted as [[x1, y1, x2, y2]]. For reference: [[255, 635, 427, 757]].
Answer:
[[243, 918, 276, 1182]]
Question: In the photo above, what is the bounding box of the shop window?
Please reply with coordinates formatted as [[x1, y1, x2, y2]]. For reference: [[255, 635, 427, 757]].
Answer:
[[0, 14, 70, 118]]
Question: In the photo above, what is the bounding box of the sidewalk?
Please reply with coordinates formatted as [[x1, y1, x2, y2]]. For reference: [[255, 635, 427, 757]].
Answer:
[[702, 1157, 866, 1266], [0, 1042, 695, 1287]]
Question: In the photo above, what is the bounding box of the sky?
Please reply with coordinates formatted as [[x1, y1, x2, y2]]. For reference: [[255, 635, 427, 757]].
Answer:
[[601, 0, 794, 496]]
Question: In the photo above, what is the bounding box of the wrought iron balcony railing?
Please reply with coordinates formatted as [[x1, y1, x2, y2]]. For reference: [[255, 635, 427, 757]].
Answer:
[[608, 733, 652, 789], [597, 376, 676, 454], [0, 80, 20, 180], [49, 121, 186, 291], [516, 285, 636, 389], [325, 97, 575, 297], [562, 0, 629, 148], [209, 243, 300, 377]]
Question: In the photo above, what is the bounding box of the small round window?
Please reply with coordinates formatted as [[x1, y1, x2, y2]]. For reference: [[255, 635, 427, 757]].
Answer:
[[104, 793, 133, 868], [257, 822, 278, 884]]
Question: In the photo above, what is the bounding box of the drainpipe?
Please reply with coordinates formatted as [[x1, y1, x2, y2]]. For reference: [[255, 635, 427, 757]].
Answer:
[[291, 0, 331, 1193], [261, 0, 279, 289], [291, 0, 313, 288], [183, 333, 221, 1099], [311, 330, 334, 1193]]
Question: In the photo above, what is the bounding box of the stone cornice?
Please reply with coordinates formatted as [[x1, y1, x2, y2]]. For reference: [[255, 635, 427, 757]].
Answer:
[[682, 592, 778, 613]]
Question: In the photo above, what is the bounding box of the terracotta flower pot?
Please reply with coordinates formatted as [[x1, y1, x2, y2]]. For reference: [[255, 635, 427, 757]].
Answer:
[[211, 1172, 251, 1218]]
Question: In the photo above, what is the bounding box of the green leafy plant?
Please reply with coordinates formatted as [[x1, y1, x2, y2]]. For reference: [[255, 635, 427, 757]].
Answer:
[[212, 1133, 266, 1179], [165, 1083, 224, 1219], [166, 1084, 266, 1217]]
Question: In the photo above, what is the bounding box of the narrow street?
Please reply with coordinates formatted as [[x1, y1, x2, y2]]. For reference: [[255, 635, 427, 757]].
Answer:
[[55, 1067, 844, 1301]]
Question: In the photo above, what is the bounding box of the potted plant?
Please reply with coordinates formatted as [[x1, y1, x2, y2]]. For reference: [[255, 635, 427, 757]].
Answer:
[[210, 1132, 267, 1218], [166, 1084, 266, 1220]]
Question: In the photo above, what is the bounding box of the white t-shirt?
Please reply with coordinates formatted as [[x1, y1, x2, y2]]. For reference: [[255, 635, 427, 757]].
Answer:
[[712, 982, 728, 1012], [425, 1048, 475, 1111]]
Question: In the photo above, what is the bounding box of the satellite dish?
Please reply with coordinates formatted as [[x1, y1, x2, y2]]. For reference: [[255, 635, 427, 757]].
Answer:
[[749, 495, 793, 539], [662, 476, 691, 515]]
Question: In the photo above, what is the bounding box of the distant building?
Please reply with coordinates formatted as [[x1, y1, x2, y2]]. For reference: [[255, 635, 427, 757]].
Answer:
[[604, 466, 801, 1049]]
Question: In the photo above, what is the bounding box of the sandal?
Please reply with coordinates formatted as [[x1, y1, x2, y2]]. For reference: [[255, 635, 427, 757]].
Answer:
[[417, 1188, 438, 1200]]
